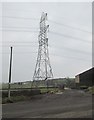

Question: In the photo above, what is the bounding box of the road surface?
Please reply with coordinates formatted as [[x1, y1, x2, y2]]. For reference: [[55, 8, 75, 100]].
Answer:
[[2, 89, 92, 118]]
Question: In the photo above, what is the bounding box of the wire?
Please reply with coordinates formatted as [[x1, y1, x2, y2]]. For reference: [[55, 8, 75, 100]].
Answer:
[[1, 29, 39, 33], [0, 40, 91, 55], [1, 45, 38, 47], [1, 51, 91, 62], [50, 53, 91, 62], [49, 44, 91, 55], [1, 44, 91, 57], [49, 31, 91, 43], [1, 29, 91, 44], [1, 52, 37, 54], [49, 20, 91, 34], [1, 16, 39, 20], [1, 26, 39, 30], [1, 16, 91, 33], [1, 41, 37, 43]]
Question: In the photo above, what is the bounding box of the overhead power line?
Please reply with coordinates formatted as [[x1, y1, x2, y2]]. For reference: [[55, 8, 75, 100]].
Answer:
[[1, 16, 39, 20], [1, 45, 37, 47], [49, 20, 91, 34], [1, 29, 91, 44], [1, 16, 91, 34], [49, 44, 91, 56], [1, 26, 39, 30], [1, 41, 37, 43], [1, 29, 39, 33], [49, 31, 91, 43], [50, 53, 91, 62], [1, 51, 90, 63], [1, 52, 37, 54], [1, 44, 90, 56]]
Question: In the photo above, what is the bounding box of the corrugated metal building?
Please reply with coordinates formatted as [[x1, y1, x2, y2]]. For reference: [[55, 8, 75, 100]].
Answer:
[[75, 67, 94, 87]]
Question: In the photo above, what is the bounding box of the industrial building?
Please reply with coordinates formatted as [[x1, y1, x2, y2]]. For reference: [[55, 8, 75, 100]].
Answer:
[[75, 67, 94, 87]]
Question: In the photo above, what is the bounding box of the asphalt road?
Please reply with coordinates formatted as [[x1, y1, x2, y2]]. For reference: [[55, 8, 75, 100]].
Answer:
[[2, 89, 92, 118]]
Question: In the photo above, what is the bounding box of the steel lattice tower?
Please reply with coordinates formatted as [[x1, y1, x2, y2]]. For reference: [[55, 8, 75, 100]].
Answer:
[[33, 12, 53, 83]]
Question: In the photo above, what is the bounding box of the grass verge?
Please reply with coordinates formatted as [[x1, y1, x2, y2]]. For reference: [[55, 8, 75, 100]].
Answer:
[[2, 95, 31, 104], [40, 87, 62, 94], [2, 88, 64, 104]]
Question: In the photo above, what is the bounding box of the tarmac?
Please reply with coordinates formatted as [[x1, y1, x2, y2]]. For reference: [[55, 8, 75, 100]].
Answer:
[[2, 89, 92, 118]]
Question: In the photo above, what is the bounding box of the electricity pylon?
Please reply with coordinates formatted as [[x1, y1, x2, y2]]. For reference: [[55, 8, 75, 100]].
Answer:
[[32, 12, 53, 86]]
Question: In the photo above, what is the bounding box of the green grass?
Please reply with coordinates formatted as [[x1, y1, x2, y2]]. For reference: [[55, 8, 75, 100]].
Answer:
[[2, 83, 31, 89], [2, 87, 64, 104], [40, 87, 63, 94], [2, 95, 31, 104]]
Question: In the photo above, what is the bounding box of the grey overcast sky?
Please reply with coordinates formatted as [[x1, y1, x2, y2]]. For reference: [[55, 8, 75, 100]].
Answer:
[[0, 2, 92, 83]]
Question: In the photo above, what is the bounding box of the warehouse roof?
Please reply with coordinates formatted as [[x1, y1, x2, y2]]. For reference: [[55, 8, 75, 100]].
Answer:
[[75, 67, 94, 77]]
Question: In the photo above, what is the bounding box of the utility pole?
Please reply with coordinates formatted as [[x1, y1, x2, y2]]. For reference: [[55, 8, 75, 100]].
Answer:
[[33, 12, 53, 87], [8, 46, 13, 99]]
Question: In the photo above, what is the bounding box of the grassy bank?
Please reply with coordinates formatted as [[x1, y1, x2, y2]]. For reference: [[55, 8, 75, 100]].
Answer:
[[2, 95, 30, 104], [40, 87, 60, 93], [2, 87, 64, 104]]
